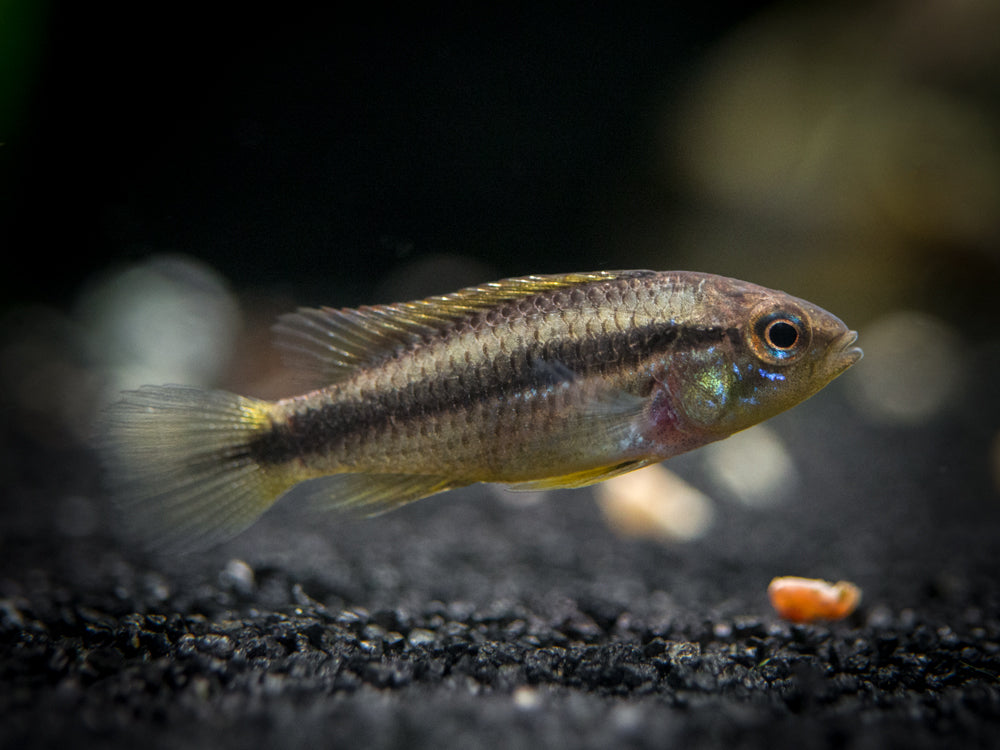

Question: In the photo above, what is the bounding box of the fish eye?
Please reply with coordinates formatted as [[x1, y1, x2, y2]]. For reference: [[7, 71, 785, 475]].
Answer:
[[765, 319, 798, 350], [751, 309, 808, 364]]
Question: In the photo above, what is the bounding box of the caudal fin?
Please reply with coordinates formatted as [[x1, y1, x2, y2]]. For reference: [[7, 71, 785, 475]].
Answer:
[[95, 385, 291, 553]]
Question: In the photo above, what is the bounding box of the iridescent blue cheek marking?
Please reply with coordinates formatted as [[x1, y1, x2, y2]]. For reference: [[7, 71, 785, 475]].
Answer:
[[758, 369, 786, 382]]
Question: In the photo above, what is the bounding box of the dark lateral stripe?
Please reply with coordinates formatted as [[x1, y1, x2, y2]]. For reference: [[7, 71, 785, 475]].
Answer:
[[248, 323, 737, 465]]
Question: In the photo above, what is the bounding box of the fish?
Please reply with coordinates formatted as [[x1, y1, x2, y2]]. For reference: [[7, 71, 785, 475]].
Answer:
[[95, 269, 862, 552]]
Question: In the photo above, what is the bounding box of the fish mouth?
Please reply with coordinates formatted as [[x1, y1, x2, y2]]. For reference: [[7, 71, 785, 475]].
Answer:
[[829, 329, 863, 373]]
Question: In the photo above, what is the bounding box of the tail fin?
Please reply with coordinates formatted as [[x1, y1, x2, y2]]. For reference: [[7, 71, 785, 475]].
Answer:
[[95, 385, 290, 553]]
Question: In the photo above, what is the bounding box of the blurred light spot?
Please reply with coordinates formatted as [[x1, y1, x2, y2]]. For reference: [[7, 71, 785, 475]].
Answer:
[[610, 703, 644, 734], [513, 686, 542, 710], [848, 310, 963, 425], [713, 622, 733, 639], [671, 7, 882, 229], [863, 88, 1000, 246], [77, 254, 241, 404], [671, 3, 1000, 242], [594, 464, 714, 542], [702, 425, 797, 508], [219, 559, 257, 597], [661, 1, 1000, 327], [142, 574, 171, 603]]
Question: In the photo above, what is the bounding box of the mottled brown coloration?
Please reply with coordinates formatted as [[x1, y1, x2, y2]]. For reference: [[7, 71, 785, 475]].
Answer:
[[96, 270, 861, 551]]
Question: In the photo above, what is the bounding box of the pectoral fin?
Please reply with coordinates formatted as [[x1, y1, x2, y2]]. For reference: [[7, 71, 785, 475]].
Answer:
[[509, 362, 650, 479]]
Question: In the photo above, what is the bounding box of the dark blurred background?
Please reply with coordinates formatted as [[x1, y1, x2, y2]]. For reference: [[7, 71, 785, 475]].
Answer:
[[1, 0, 998, 555]]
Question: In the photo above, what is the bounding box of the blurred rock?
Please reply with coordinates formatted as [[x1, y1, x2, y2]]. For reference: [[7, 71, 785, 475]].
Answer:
[[76, 253, 241, 405], [595, 464, 714, 542], [701, 425, 797, 508], [847, 310, 963, 425]]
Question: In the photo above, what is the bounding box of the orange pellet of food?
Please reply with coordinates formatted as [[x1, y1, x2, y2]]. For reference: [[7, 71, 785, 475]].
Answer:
[[767, 576, 862, 623]]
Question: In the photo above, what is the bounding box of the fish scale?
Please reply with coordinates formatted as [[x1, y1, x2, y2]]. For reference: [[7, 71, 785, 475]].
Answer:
[[96, 270, 861, 552]]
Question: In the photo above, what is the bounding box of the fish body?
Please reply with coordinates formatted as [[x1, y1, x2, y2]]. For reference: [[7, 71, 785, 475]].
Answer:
[[98, 270, 861, 551]]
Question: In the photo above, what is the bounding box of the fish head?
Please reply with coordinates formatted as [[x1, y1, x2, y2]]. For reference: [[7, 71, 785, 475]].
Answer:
[[662, 279, 862, 438]]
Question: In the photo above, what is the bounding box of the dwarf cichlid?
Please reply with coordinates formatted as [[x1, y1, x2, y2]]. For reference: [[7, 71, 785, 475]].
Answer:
[[97, 270, 861, 551]]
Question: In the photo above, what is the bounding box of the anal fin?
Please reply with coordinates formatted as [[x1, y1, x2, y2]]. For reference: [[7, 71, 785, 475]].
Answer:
[[507, 458, 656, 491], [299, 472, 464, 516]]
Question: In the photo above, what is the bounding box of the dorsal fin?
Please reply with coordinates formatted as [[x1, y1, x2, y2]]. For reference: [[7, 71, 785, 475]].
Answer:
[[273, 270, 647, 386]]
